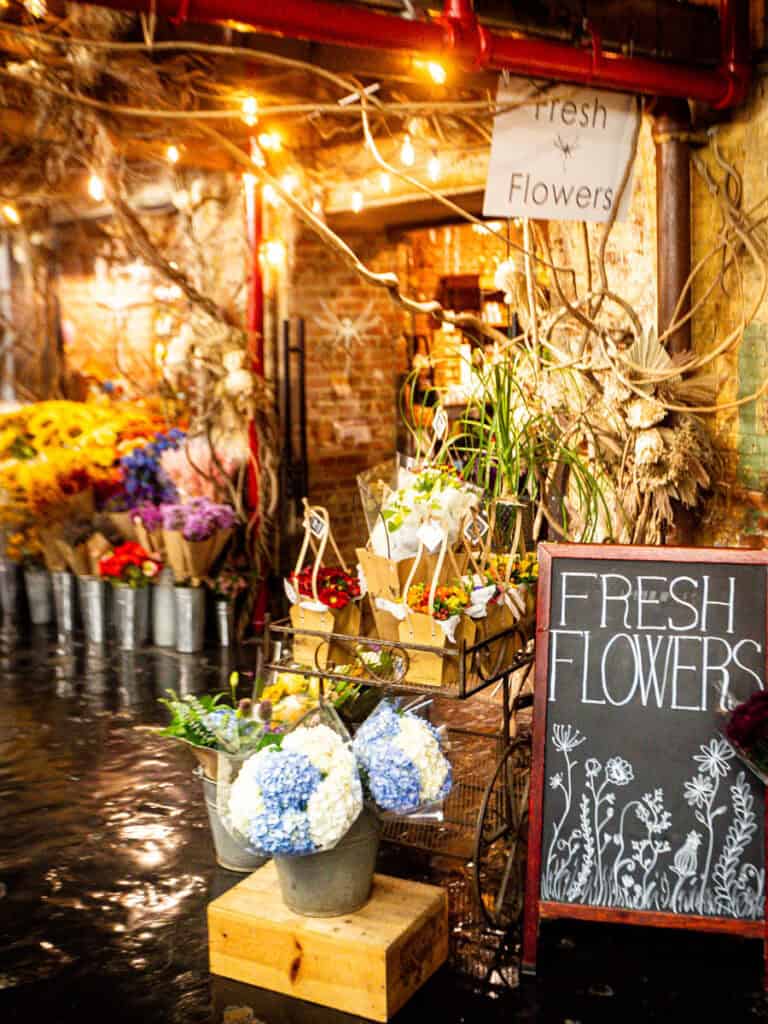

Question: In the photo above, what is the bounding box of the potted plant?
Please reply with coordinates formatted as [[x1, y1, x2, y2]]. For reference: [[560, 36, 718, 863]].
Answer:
[[158, 676, 283, 872], [206, 562, 255, 646]]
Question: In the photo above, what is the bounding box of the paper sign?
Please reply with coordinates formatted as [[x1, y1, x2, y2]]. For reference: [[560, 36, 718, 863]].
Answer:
[[464, 513, 489, 545], [308, 513, 327, 540], [484, 77, 639, 224], [432, 406, 448, 440]]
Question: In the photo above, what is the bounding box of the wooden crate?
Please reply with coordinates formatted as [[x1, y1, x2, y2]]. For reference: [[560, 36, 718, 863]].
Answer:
[[208, 862, 448, 1022]]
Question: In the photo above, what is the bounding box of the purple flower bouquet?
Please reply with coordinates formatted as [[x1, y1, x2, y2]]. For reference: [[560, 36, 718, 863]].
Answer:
[[160, 499, 237, 585]]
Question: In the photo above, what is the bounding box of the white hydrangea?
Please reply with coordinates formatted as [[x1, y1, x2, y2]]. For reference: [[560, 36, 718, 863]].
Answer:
[[284, 723, 347, 775], [395, 717, 450, 803], [307, 763, 363, 849], [228, 762, 266, 837]]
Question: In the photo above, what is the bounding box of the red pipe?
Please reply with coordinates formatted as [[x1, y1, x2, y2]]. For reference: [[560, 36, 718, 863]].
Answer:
[[84, 0, 751, 108]]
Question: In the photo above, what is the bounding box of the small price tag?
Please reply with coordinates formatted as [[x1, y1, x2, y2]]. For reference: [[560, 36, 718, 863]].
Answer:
[[464, 513, 489, 545], [284, 579, 298, 605], [308, 513, 327, 539], [405, 455, 418, 471], [432, 406, 448, 440]]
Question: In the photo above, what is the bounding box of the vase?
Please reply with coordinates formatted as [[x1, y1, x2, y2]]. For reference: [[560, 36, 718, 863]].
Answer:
[[24, 567, 52, 626], [274, 806, 380, 917], [175, 586, 205, 653], [0, 557, 18, 621], [51, 570, 76, 635], [215, 599, 235, 647], [201, 774, 269, 873], [79, 576, 108, 645], [152, 568, 176, 647], [113, 585, 149, 650]]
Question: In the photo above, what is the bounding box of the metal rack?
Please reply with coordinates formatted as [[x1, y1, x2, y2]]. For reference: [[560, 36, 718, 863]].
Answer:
[[265, 613, 535, 928]]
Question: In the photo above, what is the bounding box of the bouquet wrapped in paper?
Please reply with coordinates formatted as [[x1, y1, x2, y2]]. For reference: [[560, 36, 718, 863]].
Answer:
[[161, 499, 236, 585], [286, 503, 362, 669], [131, 503, 166, 559], [55, 515, 123, 577]]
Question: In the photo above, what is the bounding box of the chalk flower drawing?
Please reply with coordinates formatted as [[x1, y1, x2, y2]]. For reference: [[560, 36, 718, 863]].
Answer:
[[542, 724, 764, 918]]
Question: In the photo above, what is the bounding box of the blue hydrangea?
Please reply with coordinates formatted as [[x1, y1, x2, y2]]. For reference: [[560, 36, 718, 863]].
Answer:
[[253, 750, 321, 812], [354, 700, 401, 745], [247, 806, 314, 855], [363, 742, 422, 813]]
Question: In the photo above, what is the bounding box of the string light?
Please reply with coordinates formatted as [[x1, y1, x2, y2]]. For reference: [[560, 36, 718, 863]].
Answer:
[[22, 0, 46, 16], [400, 134, 415, 167], [263, 183, 278, 205], [166, 144, 180, 165], [263, 240, 286, 268], [1, 204, 19, 225], [379, 172, 391, 194], [88, 174, 105, 202], [426, 61, 447, 85], [258, 131, 282, 152], [351, 189, 364, 214], [428, 151, 441, 183], [280, 172, 299, 194], [241, 96, 259, 127]]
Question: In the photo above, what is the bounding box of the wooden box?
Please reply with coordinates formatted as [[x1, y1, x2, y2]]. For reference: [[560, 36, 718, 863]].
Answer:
[[208, 863, 448, 1022]]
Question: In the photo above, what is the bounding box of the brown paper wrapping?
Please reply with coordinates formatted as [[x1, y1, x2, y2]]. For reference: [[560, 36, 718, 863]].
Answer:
[[109, 512, 138, 542], [134, 522, 165, 559], [39, 527, 67, 572], [289, 600, 361, 670], [163, 528, 233, 584]]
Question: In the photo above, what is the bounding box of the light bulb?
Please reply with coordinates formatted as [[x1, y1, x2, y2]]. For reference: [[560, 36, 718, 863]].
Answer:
[[166, 144, 180, 165], [426, 61, 447, 85], [263, 240, 286, 268], [23, 0, 46, 16], [311, 196, 323, 216], [263, 183, 278, 205], [258, 131, 282, 152], [428, 152, 441, 183], [280, 172, 299, 195], [1, 204, 19, 225], [241, 95, 259, 127], [88, 174, 105, 202], [400, 134, 415, 167], [351, 189, 364, 214], [379, 172, 391, 194]]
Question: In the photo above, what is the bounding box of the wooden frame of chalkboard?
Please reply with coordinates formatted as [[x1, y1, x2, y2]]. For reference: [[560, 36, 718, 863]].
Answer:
[[522, 543, 768, 984]]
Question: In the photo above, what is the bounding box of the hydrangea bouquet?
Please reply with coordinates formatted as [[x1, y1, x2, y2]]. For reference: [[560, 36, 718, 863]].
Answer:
[[352, 701, 452, 816], [225, 720, 363, 855]]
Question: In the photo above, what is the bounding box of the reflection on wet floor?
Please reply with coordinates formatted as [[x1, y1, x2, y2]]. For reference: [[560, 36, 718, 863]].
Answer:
[[1, 629, 767, 1022]]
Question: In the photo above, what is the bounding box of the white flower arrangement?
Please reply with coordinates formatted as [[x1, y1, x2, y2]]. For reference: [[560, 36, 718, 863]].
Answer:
[[227, 723, 362, 855], [370, 466, 479, 561]]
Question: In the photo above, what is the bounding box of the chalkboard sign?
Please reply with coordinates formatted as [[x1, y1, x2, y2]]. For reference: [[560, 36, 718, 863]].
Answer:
[[523, 544, 768, 976]]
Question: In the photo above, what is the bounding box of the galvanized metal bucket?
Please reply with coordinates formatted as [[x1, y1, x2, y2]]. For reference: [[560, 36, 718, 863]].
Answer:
[[79, 575, 107, 645], [152, 568, 176, 647], [113, 585, 149, 650], [0, 558, 18, 620], [175, 586, 205, 653], [24, 567, 52, 626], [274, 806, 380, 916], [215, 599, 234, 647], [201, 773, 269, 873], [51, 570, 76, 635]]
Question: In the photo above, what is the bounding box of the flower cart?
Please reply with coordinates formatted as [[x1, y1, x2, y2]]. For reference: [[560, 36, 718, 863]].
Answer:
[[265, 605, 536, 930]]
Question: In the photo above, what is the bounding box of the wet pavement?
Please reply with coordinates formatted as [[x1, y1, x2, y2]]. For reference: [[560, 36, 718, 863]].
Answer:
[[1, 626, 768, 1022]]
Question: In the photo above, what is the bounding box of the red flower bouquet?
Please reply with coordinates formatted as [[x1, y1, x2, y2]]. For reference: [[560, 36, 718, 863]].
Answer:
[[723, 689, 768, 783], [99, 541, 162, 588], [291, 566, 361, 610]]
